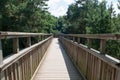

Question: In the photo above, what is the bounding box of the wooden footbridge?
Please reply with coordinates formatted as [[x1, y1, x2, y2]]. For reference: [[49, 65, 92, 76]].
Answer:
[[0, 32, 120, 80]]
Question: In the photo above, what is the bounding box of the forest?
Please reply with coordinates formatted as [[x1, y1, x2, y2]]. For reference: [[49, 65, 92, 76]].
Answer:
[[0, 0, 120, 59]]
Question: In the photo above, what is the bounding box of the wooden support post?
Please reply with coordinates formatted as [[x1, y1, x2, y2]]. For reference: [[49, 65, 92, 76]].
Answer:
[[77, 37, 80, 44], [100, 39, 106, 54], [27, 37, 31, 47], [0, 40, 5, 80], [68, 36, 70, 40], [13, 38, 19, 53], [87, 38, 92, 49], [0, 40, 3, 64]]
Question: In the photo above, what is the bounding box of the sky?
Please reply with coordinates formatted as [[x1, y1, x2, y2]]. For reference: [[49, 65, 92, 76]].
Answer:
[[46, 0, 120, 17]]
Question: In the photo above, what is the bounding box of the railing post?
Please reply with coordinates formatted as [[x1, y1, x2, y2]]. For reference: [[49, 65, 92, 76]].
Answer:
[[13, 38, 19, 53], [0, 40, 5, 80], [100, 39, 106, 54], [87, 38, 92, 49], [77, 37, 80, 44], [27, 37, 31, 47], [0, 40, 3, 64]]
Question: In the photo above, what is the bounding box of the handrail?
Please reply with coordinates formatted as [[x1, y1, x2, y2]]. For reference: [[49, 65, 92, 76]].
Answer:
[[60, 34, 120, 40], [0, 31, 52, 39], [59, 34, 120, 80]]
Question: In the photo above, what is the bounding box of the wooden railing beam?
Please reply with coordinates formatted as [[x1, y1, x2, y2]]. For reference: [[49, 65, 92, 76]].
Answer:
[[60, 34, 120, 40]]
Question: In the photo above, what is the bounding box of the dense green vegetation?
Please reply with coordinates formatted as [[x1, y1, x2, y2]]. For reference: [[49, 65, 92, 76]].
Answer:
[[0, 0, 57, 33], [0, 0, 120, 59]]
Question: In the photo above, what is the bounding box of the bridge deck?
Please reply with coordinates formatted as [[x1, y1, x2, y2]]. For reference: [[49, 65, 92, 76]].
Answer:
[[33, 38, 83, 80]]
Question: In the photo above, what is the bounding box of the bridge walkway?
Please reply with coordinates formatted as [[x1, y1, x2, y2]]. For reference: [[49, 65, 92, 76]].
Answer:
[[33, 38, 84, 80]]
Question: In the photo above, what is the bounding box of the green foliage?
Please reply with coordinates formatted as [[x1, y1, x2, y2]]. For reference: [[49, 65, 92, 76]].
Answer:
[[0, 0, 57, 33]]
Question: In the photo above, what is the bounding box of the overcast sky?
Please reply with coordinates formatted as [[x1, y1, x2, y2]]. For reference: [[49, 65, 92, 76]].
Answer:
[[46, 0, 120, 17]]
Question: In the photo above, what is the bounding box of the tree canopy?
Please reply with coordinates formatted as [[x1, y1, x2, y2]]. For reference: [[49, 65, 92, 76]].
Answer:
[[0, 0, 58, 33]]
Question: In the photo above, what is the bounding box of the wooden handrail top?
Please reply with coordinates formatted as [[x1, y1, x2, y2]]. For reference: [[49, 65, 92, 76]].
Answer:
[[0, 31, 52, 39], [60, 34, 120, 40], [0, 36, 52, 71]]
